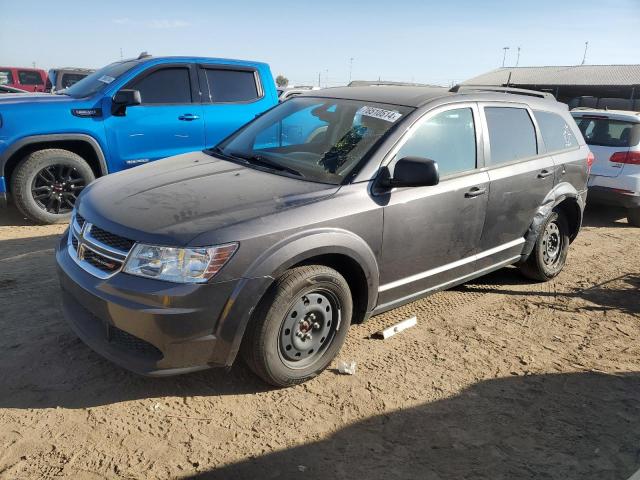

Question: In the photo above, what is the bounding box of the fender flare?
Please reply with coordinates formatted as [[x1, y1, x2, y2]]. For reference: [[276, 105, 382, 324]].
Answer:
[[521, 182, 586, 260], [0, 133, 108, 178], [216, 228, 380, 365]]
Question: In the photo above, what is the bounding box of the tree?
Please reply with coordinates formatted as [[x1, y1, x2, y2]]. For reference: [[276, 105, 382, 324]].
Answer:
[[275, 75, 289, 88]]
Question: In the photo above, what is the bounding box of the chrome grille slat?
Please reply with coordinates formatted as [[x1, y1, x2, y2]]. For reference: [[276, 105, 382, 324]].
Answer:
[[68, 213, 135, 279]]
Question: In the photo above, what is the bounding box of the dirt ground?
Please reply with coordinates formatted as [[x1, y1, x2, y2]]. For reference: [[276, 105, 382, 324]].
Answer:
[[0, 203, 638, 480]]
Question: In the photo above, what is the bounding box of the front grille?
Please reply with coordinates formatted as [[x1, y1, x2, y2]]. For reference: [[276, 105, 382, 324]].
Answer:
[[83, 249, 122, 273], [71, 235, 78, 250], [76, 213, 86, 229], [109, 326, 163, 360], [88, 226, 135, 252]]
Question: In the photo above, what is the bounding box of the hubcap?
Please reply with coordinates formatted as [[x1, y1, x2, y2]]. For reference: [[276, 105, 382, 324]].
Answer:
[[542, 221, 562, 265], [279, 291, 339, 368], [31, 164, 87, 215]]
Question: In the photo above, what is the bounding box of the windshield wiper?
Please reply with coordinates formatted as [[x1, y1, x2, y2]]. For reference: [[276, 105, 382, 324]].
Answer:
[[226, 151, 304, 178]]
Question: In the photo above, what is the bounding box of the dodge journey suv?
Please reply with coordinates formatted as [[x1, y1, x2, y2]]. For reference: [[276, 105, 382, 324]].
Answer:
[[56, 85, 590, 386]]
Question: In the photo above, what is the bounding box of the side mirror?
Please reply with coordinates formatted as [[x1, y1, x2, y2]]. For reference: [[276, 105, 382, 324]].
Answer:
[[111, 89, 141, 115], [383, 156, 439, 188]]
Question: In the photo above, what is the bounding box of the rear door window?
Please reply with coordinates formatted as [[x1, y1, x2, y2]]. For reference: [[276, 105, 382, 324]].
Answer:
[[18, 70, 43, 85], [203, 68, 259, 103], [485, 107, 537, 166], [573, 117, 640, 147], [533, 110, 579, 152], [394, 107, 477, 177], [131, 67, 192, 104], [0, 69, 14, 85]]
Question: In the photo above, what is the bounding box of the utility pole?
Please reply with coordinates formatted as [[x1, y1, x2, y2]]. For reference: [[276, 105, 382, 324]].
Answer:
[[501, 47, 510, 68], [348, 57, 354, 84], [581, 41, 589, 65], [318, 72, 321, 87], [120, 48, 123, 60], [515, 47, 521, 67]]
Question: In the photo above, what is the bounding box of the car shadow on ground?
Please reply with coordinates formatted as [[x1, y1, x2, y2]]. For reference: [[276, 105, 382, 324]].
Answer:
[[582, 204, 631, 228], [0, 203, 35, 227], [185, 371, 640, 480]]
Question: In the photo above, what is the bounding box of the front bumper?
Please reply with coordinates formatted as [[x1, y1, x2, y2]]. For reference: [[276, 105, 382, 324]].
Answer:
[[55, 231, 271, 376], [588, 185, 640, 209]]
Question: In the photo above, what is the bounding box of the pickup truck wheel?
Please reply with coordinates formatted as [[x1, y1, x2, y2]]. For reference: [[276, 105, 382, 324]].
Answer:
[[241, 265, 352, 387], [11, 149, 94, 224], [627, 208, 640, 227], [520, 211, 570, 282]]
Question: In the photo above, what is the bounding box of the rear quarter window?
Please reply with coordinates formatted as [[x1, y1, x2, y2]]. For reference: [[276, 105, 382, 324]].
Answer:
[[533, 110, 579, 153], [485, 107, 537, 166]]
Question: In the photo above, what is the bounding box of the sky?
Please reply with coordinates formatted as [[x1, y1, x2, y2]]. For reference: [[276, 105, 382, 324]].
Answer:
[[1, 0, 639, 87]]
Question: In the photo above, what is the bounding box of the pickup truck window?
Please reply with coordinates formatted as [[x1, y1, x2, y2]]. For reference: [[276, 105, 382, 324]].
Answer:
[[0, 69, 14, 85], [132, 67, 192, 104], [18, 70, 43, 85], [204, 69, 259, 103], [215, 97, 412, 184], [63, 60, 139, 98]]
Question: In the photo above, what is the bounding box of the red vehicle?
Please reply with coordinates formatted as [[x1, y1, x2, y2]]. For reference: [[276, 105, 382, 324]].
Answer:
[[0, 66, 47, 92]]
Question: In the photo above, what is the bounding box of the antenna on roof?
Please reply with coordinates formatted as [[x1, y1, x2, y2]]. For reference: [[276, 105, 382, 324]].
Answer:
[[137, 51, 152, 60]]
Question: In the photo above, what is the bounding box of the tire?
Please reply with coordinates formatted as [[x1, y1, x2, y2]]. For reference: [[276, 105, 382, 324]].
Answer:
[[241, 265, 353, 387], [627, 208, 640, 227], [520, 211, 570, 282], [11, 149, 95, 224]]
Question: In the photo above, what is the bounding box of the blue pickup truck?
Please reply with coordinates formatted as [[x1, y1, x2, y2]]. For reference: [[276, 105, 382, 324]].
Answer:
[[0, 54, 278, 223]]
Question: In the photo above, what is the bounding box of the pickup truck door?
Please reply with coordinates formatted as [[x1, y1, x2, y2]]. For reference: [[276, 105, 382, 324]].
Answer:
[[378, 104, 489, 308], [197, 64, 275, 147], [104, 64, 205, 171]]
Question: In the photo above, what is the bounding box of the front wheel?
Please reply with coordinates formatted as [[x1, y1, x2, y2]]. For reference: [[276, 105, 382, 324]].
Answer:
[[11, 149, 95, 224], [627, 207, 640, 227], [241, 265, 353, 387], [520, 211, 570, 281]]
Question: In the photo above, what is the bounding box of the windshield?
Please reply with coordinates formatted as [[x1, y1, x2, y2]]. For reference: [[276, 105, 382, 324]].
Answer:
[[573, 116, 640, 148], [213, 97, 412, 184], [62, 60, 140, 98]]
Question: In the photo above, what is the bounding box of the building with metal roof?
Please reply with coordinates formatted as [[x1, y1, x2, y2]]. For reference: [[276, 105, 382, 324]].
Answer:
[[462, 65, 640, 110]]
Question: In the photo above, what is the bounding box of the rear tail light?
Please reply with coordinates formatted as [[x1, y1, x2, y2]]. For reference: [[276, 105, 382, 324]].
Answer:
[[610, 151, 640, 165], [586, 151, 594, 171]]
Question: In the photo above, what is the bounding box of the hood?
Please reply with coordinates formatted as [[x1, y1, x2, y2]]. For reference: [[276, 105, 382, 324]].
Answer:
[[0, 92, 77, 105], [78, 151, 340, 246]]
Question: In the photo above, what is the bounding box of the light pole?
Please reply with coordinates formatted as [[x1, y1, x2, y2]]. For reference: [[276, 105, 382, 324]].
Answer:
[[515, 47, 521, 67], [581, 41, 589, 65], [348, 57, 354, 84], [501, 47, 510, 67]]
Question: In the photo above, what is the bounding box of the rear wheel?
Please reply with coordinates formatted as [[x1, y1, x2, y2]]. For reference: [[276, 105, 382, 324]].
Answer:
[[520, 211, 570, 281], [11, 149, 94, 224], [627, 207, 640, 227], [241, 265, 352, 387]]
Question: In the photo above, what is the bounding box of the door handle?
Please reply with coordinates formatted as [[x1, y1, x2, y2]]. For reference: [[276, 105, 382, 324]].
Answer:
[[464, 186, 487, 198], [537, 169, 553, 179], [178, 113, 200, 121]]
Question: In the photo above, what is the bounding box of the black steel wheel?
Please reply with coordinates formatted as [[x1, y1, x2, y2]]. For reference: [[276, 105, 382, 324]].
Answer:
[[11, 148, 95, 224], [242, 265, 353, 387], [520, 211, 570, 281], [278, 290, 340, 369]]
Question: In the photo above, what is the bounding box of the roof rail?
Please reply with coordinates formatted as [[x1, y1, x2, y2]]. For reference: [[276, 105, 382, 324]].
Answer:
[[450, 84, 556, 100]]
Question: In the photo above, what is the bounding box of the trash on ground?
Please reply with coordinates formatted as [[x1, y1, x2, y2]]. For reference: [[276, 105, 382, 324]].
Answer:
[[376, 316, 417, 339], [337, 360, 357, 375]]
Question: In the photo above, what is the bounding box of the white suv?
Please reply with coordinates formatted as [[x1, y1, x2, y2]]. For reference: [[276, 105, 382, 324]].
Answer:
[[572, 109, 640, 226]]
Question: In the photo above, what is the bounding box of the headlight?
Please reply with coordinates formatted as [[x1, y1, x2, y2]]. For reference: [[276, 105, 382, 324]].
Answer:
[[123, 243, 238, 283]]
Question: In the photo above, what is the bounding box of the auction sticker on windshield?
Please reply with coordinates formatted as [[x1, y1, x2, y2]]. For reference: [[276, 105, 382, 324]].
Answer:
[[357, 106, 402, 123], [98, 75, 115, 84]]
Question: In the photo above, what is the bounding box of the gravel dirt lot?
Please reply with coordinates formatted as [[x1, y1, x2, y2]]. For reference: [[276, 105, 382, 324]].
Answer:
[[0, 204, 638, 479]]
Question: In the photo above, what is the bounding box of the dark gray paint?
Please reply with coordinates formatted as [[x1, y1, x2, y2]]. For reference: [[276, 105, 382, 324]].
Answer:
[[56, 87, 590, 375]]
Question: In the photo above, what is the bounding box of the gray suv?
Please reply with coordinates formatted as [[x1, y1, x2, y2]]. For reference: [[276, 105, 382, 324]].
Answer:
[[55, 86, 589, 386]]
